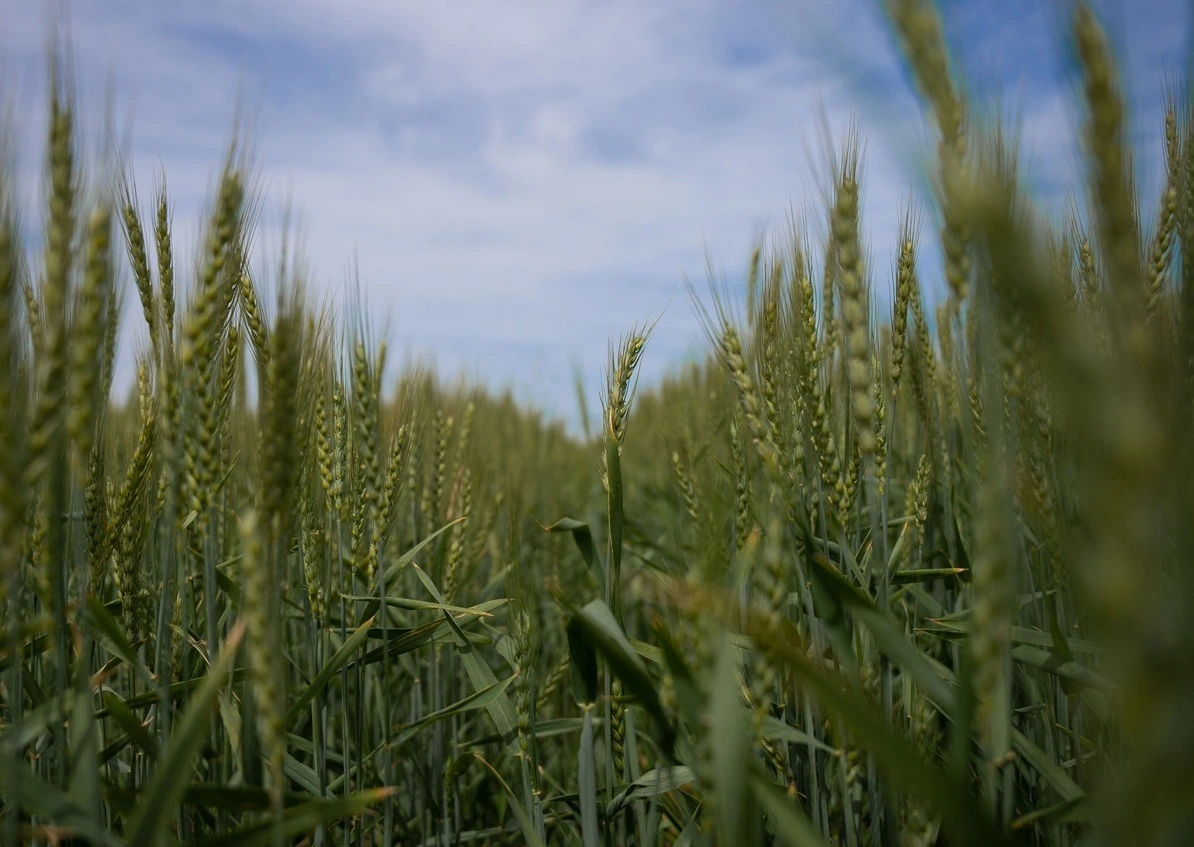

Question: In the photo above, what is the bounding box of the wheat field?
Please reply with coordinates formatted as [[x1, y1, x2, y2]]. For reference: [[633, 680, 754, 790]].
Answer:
[[1, 1, 1192, 845]]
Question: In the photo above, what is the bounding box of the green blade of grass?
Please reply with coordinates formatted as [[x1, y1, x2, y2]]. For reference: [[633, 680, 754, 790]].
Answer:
[[751, 769, 831, 847], [125, 620, 245, 847], [284, 615, 374, 725], [710, 638, 757, 845], [473, 753, 548, 847], [568, 599, 674, 755], [542, 517, 604, 596], [579, 705, 601, 847], [196, 788, 394, 846], [391, 677, 513, 749]]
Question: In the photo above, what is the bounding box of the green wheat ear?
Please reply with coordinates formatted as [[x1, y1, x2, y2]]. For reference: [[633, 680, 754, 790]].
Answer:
[[0, 128, 27, 614], [69, 203, 113, 462], [831, 130, 874, 461]]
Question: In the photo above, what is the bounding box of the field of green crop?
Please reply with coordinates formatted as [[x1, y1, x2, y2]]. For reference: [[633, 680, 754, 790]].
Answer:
[[2, 1, 1193, 844]]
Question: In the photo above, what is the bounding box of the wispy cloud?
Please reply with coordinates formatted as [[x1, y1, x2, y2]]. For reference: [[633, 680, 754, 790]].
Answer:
[[0, 0, 1185, 424]]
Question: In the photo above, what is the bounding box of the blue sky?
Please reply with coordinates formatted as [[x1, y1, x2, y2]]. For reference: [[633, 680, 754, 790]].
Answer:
[[0, 0, 1188, 428]]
